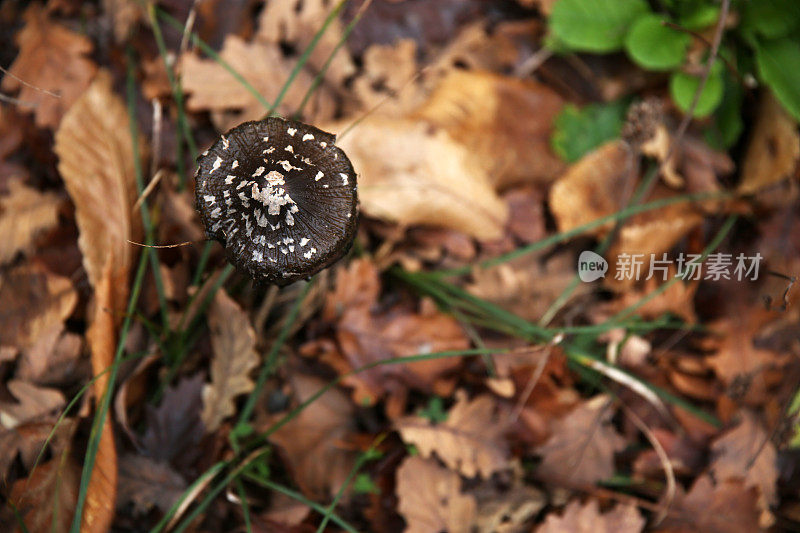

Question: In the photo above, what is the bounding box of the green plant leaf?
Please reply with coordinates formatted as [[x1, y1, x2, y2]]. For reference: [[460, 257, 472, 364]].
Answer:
[[704, 70, 744, 149], [352, 473, 381, 495], [551, 100, 628, 162], [678, 4, 721, 30], [669, 62, 724, 117], [625, 14, 691, 70], [418, 396, 448, 423], [741, 0, 800, 40], [754, 37, 800, 121], [549, 0, 650, 53]]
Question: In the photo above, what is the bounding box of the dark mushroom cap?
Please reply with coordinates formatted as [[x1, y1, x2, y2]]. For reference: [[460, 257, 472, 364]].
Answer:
[[194, 117, 358, 285]]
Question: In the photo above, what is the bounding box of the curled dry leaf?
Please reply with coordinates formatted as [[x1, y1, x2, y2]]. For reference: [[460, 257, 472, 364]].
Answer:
[[0, 263, 77, 350], [739, 92, 800, 195], [537, 499, 645, 533], [201, 289, 259, 432], [55, 68, 142, 318], [0, 179, 61, 266], [415, 70, 565, 187], [267, 373, 359, 501], [181, 36, 335, 130], [396, 456, 477, 533], [1, 4, 97, 129], [710, 411, 778, 511], [10, 452, 81, 533], [535, 395, 626, 486], [0, 380, 65, 429], [332, 116, 508, 240], [397, 391, 510, 479]]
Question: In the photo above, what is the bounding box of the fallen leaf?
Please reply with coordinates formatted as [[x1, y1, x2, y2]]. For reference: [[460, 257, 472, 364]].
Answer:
[[102, 0, 141, 43], [0, 179, 61, 266], [267, 373, 359, 501], [55, 68, 143, 319], [657, 476, 762, 533], [473, 477, 546, 533], [710, 411, 778, 510], [415, 70, 565, 187], [536, 395, 626, 486], [201, 289, 259, 432], [181, 35, 336, 130], [396, 456, 477, 533], [332, 116, 509, 240], [0, 380, 65, 429], [537, 499, 645, 533], [16, 324, 83, 386], [1, 4, 97, 129], [739, 92, 800, 195], [117, 454, 187, 515], [0, 263, 77, 350], [397, 391, 510, 479], [10, 452, 80, 533], [350, 39, 426, 116], [256, 0, 356, 87]]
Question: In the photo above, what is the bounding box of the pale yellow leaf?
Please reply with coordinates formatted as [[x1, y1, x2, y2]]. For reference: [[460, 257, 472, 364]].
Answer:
[[332, 117, 509, 240], [201, 289, 259, 431]]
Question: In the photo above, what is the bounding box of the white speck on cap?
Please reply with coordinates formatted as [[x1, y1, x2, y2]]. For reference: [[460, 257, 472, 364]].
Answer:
[[302, 133, 314, 141]]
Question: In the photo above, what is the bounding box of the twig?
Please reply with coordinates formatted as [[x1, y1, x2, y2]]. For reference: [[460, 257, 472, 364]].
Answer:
[[0, 64, 61, 98]]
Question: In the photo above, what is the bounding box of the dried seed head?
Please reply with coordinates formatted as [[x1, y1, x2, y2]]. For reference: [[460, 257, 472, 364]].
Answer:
[[194, 117, 358, 285]]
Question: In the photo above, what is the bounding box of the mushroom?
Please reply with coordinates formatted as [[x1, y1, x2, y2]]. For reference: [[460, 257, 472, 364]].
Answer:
[[194, 117, 358, 285]]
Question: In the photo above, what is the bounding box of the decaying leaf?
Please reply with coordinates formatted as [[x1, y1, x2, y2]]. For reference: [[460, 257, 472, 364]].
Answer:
[[333, 116, 509, 240], [1, 4, 97, 129], [537, 499, 645, 533], [0, 263, 77, 350], [181, 35, 335, 130], [536, 395, 626, 486], [201, 289, 259, 432], [397, 391, 510, 479], [415, 70, 565, 187], [396, 456, 477, 533], [267, 374, 359, 501], [710, 411, 778, 510], [739, 92, 800, 195], [350, 39, 425, 116], [657, 475, 762, 532], [10, 452, 80, 533], [0, 179, 61, 266], [117, 454, 187, 515], [55, 68, 142, 318], [0, 380, 65, 429]]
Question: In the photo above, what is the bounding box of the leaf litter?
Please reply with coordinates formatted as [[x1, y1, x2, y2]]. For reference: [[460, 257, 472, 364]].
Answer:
[[0, 0, 799, 531]]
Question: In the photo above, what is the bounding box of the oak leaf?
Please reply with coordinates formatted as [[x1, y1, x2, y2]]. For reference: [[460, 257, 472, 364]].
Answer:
[[397, 391, 510, 479], [10, 453, 80, 533], [117, 454, 187, 515], [0, 380, 65, 429], [537, 499, 645, 533], [0, 179, 61, 266], [535, 395, 626, 486], [1, 4, 97, 129], [332, 117, 509, 240], [201, 289, 259, 432], [396, 456, 477, 533]]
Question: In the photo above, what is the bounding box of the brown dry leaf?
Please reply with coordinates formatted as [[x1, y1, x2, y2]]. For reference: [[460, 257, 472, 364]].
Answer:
[[415, 70, 565, 187], [201, 289, 259, 432], [256, 0, 355, 87], [1, 4, 97, 129], [55, 68, 143, 318], [537, 499, 645, 533], [603, 267, 698, 323], [535, 395, 626, 486], [473, 478, 546, 533], [16, 324, 83, 385], [350, 39, 426, 116], [181, 35, 335, 130], [0, 179, 61, 266], [657, 476, 762, 533], [117, 454, 187, 515], [102, 0, 141, 43], [710, 411, 778, 510], [333, 116, 509, 240], [0, 380, 65, 429], [549, 140, 637, 236], [396, 456, 477, 533], [397, 391, 510, 479], [10, 452, 80, 533], [739, 92, 800, 195], [0, 263, 77, 350], [318, 258, 467, 404], [267, 373, 359, 501]]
